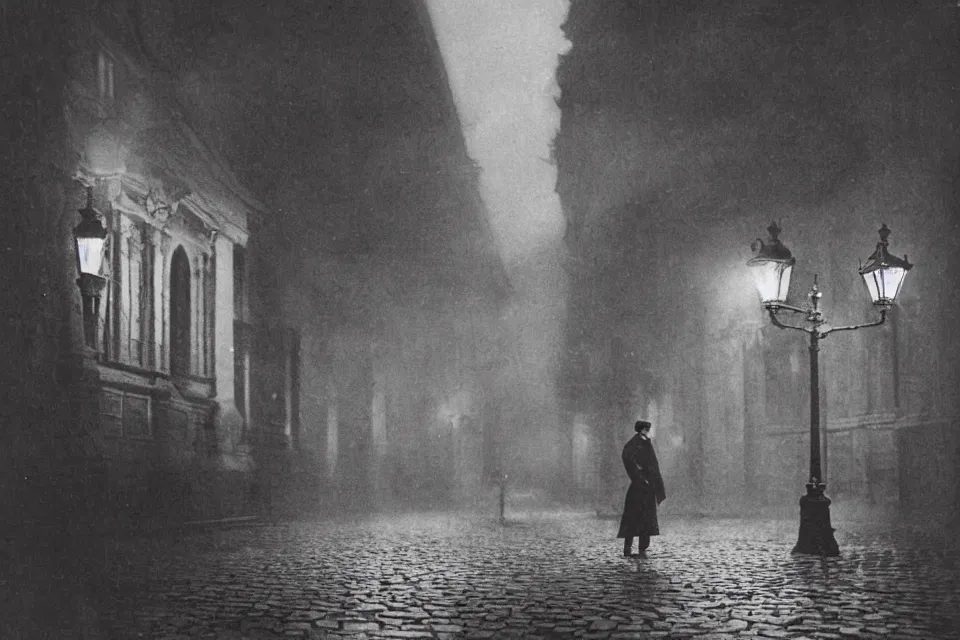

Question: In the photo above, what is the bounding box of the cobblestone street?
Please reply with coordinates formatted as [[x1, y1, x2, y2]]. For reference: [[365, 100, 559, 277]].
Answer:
[[69, 508, 958, 640]]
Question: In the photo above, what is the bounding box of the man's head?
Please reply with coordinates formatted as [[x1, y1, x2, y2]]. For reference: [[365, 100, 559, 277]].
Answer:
[[634, 420, 652, 434]]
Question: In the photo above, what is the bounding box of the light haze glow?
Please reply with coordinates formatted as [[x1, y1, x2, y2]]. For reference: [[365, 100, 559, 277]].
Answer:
[[425, 1, 572, 476]]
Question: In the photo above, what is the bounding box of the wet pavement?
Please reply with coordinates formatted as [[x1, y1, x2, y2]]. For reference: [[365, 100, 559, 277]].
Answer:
[[44, 510, 960, 639]]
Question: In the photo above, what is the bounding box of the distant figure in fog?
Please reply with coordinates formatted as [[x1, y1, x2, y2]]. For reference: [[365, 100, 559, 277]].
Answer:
[[617, 420, 666, 557]]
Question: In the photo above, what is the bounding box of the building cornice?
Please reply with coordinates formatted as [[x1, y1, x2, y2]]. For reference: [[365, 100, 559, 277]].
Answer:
[[71, 17, 263, 247]]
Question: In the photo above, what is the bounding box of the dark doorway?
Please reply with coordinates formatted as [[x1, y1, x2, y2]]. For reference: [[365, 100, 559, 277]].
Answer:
[[170, 246, 191, 376]]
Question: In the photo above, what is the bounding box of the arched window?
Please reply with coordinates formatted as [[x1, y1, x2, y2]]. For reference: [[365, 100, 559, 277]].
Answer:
[[170, 246, 191, 376]]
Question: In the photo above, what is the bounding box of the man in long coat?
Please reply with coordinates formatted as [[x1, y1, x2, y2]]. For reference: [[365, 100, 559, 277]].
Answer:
[[617, 420, 666, 556]]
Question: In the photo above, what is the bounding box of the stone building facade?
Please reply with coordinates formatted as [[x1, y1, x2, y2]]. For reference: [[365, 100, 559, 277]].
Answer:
[[0, 0, 512, 523], [555, 0, 960, 517], [1, 2, 284, 528]]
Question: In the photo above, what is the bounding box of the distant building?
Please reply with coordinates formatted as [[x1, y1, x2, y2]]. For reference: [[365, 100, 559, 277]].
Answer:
[[555, 0, 960, 517], [244, 0, 513, 512]]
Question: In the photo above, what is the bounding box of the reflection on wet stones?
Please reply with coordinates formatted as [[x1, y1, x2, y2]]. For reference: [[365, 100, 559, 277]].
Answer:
[[93, 512, 959, 639]]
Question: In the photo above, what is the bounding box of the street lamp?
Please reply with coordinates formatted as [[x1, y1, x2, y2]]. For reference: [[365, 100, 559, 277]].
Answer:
[[74, 186, 108, 352], [747, 221, 795, 307], [858, 224, 912, 307], [747, 222, 912, 556]]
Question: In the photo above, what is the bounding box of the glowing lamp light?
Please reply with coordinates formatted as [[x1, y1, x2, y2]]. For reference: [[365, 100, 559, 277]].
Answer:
[[747, 221, 795, 308], [77, 236, 106, 276], [858, 224, 912, 307], [73, 185, 108, 352], [74, 186, 107, 276]]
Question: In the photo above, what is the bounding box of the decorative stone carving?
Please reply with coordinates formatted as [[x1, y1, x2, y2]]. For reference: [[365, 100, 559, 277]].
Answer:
[[145, 187, 172, 223], [112, 169, 193, 229], [162, 203, 219, 253]]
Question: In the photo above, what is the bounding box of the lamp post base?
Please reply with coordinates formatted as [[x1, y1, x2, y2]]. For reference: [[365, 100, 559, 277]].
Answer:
[[792, 483, 840, 556]]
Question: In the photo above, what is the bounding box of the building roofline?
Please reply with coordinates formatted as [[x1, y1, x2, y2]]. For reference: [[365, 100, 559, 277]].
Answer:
[[87, 15, 269, 233]]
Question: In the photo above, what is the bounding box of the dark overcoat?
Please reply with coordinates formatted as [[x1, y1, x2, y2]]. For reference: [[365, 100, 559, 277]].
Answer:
[[616, 433, 666, 538]]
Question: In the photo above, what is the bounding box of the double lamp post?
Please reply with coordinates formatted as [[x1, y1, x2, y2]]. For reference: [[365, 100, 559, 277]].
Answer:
[[747, 222, 912, 556]]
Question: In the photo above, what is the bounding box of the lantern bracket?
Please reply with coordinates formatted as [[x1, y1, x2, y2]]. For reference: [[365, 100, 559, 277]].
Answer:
[[767, 279, 888, 339]]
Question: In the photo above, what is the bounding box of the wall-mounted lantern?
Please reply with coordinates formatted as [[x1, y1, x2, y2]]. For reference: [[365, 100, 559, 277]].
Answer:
[[74, 186, 108, 351]]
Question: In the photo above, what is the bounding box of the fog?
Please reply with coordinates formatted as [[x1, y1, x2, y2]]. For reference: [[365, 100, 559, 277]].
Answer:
[[5, 2, 960, 638], [151, 0, 580, 513], [553, 0, 959, 517], [426, 0, 573, 495], [109, 0, 958, 518]]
